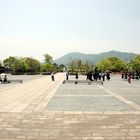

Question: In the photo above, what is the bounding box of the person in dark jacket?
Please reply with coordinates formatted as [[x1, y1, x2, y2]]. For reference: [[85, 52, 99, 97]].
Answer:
[[75, 72, 78, 79], [66, 72, 69, 80], [128, 72, 132, 84], [106, 72, 110, 81], [51, 72, 55, 81]]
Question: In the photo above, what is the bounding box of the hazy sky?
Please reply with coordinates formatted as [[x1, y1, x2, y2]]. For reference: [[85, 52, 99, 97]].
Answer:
[[0, 0, 140, 61]]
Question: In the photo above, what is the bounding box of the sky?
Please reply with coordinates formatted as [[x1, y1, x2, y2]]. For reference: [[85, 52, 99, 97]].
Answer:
[[0, 0, 140, 61]]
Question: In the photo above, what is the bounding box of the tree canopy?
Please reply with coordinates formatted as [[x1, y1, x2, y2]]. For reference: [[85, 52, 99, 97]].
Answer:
[[41, 54, 57, 73], [3, 56, 16, 69], [129, 55, 140, 73], [23, 57, 41, 73], [96, 57, 127, 72], [1, 54, 140, 75], [68, 59, 94, 73], [3, 56, 41, 74], [44, 54, 53, 64]]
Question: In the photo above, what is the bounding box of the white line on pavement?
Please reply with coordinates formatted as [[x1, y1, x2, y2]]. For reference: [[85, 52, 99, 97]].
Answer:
[[97, 85, 140, 111]]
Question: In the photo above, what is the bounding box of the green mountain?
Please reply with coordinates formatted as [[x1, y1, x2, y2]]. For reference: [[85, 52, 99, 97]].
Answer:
[[55, 50, 137, 65]]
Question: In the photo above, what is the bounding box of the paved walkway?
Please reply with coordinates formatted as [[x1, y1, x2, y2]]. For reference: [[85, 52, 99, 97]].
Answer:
[[0, 74, 140, 140]]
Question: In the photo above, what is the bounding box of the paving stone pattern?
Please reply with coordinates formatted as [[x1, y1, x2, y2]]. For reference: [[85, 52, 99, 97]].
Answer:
[[0, 74, 140, 140], [46, 84, 135, 111]]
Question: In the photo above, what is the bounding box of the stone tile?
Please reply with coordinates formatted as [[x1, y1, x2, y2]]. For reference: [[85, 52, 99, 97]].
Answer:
[[0, 75, 140, 139]]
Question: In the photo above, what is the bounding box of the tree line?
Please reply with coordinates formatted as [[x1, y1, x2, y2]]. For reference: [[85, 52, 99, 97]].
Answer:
[[0, 54, 64, 75], [0, 54, 140, 75], [68, 55, 140, 75]]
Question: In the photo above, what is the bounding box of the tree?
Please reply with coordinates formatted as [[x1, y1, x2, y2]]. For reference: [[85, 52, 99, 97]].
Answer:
[[58, 64, 65, 72], [41, 63, 57, 72], [82, 62, 94, 73], [42, 54, 57, 72], [96, 59, 111, 72], [77, 60, 82, 71], [130, 55, 140, 74], [96, 57, 126, 72], [107, 57, 127, 72], [68, 60, 76, 73], [24, 57, 41, 73], [3, 56, 41, 74], [68, 59, 94, 74], [44, 54, 53, 64], [3, 56, 16, 69], [11, 58, 27, 74], [68, 59, 80, 72]]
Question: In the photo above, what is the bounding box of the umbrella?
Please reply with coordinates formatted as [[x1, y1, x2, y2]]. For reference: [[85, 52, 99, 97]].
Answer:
[[0, 73, 7, 80], [0, 73, 6, 76]]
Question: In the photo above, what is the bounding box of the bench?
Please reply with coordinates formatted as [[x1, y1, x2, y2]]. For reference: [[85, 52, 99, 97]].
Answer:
[[0, 79, 23, 84], [9, 79, 23, 83], [63, 80, 103, 85]]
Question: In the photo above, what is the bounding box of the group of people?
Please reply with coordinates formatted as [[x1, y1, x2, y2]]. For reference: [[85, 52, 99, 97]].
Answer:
[[65, 71, 110, 82], [121, 72, 132, 83], [86, 71, 110, 81]]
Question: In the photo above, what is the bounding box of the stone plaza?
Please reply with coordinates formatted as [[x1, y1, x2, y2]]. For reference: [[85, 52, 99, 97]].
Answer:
[[0, 73, 140, 140]]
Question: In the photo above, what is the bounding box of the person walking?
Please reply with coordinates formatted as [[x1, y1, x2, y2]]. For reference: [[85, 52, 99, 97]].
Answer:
[[102, 72, 105, 81], [106, 72, 110, 81], [66, 72, 69, 80], [128, 73, 131, 84], [75, 72, 78, 84], [121, 72, 124, 79], [75, 72, 78, 79], [51, 72, 55, 81]]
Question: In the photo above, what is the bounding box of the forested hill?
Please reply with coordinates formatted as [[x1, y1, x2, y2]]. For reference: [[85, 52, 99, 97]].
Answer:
[[55, 50, 137, 65]]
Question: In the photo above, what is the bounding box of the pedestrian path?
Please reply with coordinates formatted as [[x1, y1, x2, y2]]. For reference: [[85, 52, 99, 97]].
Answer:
[[0, 73, 65, 113], [0, 74, 140, 140]]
